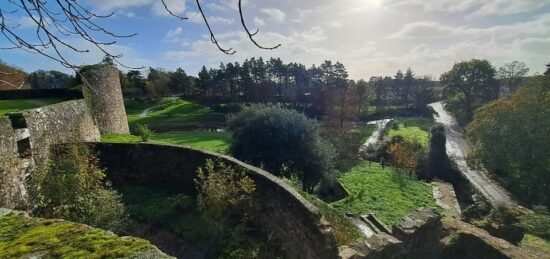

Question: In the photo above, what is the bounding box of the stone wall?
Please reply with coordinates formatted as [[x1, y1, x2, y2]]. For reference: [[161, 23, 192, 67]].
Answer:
[[91, 143, 339, 259], [0, 100, 100, 208], [81, 64, 129, 134]]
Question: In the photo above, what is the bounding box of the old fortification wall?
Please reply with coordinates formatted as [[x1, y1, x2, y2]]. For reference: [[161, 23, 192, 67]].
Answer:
[[81, 64, 129, 134], [0, 100, 100, 208], [91, 142, 339, 259]]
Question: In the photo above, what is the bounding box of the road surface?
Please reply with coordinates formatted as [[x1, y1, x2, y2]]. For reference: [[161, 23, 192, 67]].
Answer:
[[429, 102, 515, 206]]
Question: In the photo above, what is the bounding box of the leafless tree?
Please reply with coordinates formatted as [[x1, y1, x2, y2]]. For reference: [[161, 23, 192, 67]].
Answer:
[[497, 61, 529, 92], [0, 0, 281, 69]]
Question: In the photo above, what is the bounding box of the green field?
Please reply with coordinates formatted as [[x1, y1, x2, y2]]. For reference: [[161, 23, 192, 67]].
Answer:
[[102, 131, 232, 154], [125, 98, 225, 126], [0, 98, 65, 115], [388, 117, 433, 146], [332, 161, 436, 226]]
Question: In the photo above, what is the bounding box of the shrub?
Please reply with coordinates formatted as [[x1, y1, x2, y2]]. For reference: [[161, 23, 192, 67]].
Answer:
[[228, 104, 335, 192], [195, 159, 256, 220], [135, 124, 154, 142], [321, 127, 362, 165], [34, 143, 127, 232], [386, 139, 425, 178]]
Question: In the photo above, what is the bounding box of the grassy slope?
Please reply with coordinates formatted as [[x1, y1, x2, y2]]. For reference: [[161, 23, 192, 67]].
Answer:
[[0, 212, 158, 258], [125, 99, 224, 126], [102, 131, 231, 154], [283, 179, 361, 246], [333, 161, 436, 226], [388, 117, 433, 146], [0, 98, 65, 115]]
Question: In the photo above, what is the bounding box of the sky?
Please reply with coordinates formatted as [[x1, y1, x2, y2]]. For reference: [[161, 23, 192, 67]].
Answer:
[[0, 0, 549, 80]]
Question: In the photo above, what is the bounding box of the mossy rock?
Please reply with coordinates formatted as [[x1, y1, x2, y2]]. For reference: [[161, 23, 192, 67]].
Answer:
[[0, 209, 173, 258]]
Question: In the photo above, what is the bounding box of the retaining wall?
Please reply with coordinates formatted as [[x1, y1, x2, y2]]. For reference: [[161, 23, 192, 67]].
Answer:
[[92, 142, 339, 259]]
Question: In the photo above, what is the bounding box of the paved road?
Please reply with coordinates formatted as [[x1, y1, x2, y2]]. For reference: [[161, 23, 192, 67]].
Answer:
[[429, 102, 515, 206]]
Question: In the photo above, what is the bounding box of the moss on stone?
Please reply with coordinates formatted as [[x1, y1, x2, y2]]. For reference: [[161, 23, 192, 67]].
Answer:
[[0, 210, 171, 258]]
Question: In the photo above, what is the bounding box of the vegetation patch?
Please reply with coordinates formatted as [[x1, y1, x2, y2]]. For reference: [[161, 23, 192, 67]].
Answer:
[[388, 117, 433, 146], [125, 98, 224, 126], [360, 124, 376, 142], [0, 98, 64, 115], [0, 212, 158, 258], [333, 161, 436, 226], [101, 131, 231, 153]]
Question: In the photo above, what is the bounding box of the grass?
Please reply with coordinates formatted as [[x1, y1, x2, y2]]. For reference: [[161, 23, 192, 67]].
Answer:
[[119, 185, 215, 247], [0, 98, 65, 115], [102, 131, 232, 154], [125, 98, 225, 126], [332, 161, 437, 226], [0, 211, 158, 258], [283, 178, 361, 246], [387, 117, 434, 146], [360, 124, 376, 142]]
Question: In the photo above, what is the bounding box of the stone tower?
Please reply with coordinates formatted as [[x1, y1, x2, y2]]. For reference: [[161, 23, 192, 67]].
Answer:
[[81, 64, 130, 134]]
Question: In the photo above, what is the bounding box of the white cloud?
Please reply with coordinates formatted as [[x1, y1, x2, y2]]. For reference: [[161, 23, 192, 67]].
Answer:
[[254, 17, 266, 27], [152, 0, 187, 16], [186, 12, 234, 25], [387, 0, 550, 16], [164, 27, 184, 42], [388, 21, 453, 38], [260, 8, 286, 22], [87, 0, 155, 11]]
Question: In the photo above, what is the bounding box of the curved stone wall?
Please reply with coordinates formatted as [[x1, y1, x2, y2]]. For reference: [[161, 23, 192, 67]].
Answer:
[[81, 65, 129, 134], [91, 142, 339, 259]]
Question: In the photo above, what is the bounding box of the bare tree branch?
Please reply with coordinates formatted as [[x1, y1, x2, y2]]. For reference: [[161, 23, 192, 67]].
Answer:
[[238, 0, 281, 50], [0, 0, 282, 69]]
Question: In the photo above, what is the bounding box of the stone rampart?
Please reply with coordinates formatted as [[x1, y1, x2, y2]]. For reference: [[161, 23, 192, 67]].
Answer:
[[91, 142, 339, 259], [0, 100, 100, 208]]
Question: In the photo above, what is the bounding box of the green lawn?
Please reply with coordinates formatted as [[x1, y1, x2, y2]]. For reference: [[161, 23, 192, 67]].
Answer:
[[332, 161, 437, 226], [388, 117, 433, 146], [102, 131, 232, 154], [125, 98, 225, 126], [0, 98, 65, 115]]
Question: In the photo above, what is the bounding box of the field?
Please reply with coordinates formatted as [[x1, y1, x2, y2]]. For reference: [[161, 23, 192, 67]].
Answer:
[[332, 161, 437, 226], [102, 131, 231, 154], [0, 98, 65, 115], [125, 98, 225, 126], [387, 117, 433, 146]]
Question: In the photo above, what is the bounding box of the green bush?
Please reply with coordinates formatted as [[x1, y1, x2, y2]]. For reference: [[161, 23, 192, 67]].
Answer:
[[34, 143, 127, 232], [517, 207, 550, 241], [228, 104, 335, 192], [135, 124, 154, 142]]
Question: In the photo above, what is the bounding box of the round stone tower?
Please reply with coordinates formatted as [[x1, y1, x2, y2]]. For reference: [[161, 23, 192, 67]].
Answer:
[[81, 64, 130, 134]]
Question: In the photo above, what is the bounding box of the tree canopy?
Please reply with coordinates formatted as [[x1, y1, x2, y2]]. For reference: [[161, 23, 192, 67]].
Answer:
[[466, 75, 550, 207], [441, 59, 499, 125], [228, 104, 334, 192]]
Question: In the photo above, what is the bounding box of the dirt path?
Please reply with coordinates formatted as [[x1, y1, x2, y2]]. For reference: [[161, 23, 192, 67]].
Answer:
[[429, 102, 515, 206]]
